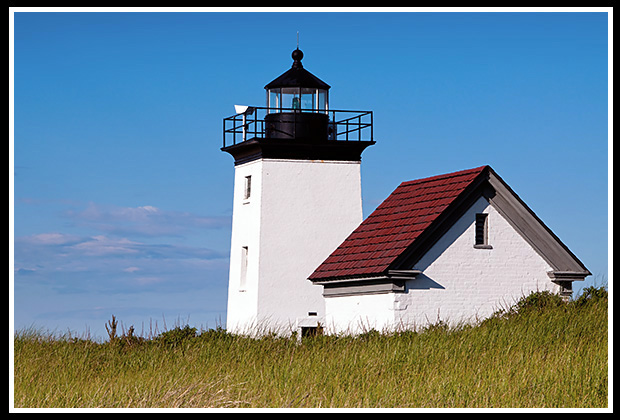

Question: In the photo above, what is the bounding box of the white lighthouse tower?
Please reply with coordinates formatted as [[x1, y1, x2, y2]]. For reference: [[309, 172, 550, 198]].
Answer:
[[222, 48, 374, 335]]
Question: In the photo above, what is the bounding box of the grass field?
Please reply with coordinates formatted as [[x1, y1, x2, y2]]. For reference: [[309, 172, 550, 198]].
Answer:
[[12, 288, 608, 409]]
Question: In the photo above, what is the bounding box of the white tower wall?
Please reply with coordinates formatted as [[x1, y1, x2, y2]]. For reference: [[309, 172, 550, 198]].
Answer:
[[226, 158, 363, 335]]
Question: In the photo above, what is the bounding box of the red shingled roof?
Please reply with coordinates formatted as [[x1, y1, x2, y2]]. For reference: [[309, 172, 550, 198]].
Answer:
[[309, 165, 489, 281]]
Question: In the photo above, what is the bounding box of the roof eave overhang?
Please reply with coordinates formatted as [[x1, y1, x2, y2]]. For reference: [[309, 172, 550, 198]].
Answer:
[[264, 67, 331, 90], [311, 270, 422, 297], [547, 270, 591, 282]]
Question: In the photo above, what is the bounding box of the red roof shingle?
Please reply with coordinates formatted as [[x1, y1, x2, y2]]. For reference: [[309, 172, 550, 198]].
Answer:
[[309, 165, 488, 281]]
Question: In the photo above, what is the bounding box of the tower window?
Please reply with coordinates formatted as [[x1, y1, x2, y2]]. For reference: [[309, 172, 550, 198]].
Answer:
[[474, 213, 492, 249], [244, 175, 252, 200], [239, 246, 248, 291]]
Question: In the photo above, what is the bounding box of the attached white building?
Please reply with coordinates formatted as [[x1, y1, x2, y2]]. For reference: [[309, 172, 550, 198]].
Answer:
[[309, 166, 591, 334], [222, 49, 589, 336]]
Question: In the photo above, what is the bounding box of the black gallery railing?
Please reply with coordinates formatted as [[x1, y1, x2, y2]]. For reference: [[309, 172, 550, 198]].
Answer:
[[222, 107, 373, 148]]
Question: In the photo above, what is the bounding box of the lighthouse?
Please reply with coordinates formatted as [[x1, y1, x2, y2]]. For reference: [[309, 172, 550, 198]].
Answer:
[[222, 48, 375, 335]]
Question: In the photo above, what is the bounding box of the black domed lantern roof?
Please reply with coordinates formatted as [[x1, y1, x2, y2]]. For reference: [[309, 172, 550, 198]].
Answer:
[[265, 49, 329, 114], [265, 49, 331, 90]]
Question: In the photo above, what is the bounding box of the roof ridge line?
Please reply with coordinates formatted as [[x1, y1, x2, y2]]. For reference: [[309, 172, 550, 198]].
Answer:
[[399, 165, 489, 187]]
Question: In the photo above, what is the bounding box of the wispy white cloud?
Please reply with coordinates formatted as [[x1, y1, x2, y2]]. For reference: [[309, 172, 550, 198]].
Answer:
[[68, 235, 142, 257], [16, 232, 226, 263], [65, 202, 231, 237], [22, 232, 82, 246]]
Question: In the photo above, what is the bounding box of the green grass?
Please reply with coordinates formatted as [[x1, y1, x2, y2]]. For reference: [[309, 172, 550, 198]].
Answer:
[[13, 288, 608, 408]]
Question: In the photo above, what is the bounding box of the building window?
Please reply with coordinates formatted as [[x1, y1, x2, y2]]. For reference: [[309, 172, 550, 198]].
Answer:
[[244, 176, 252, 200], [474, 213, 492, 249], [239, 246, 248, 291]]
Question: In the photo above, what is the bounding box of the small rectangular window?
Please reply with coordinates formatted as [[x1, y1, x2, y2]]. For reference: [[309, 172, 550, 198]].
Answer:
[[239, 246, 248, 291], [244, 175, 252, 200], [475, 213, 491, 248]]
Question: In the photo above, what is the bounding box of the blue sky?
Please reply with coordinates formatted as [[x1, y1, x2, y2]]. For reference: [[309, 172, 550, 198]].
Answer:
[[11, 9, 610, 339]]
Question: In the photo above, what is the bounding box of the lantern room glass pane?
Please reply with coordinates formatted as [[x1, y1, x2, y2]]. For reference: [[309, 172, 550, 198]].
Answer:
[[268, 89, 280, 112], [300, 88, 315, 112], [280, 87, 299, 111], [317, 89, 328, 113]]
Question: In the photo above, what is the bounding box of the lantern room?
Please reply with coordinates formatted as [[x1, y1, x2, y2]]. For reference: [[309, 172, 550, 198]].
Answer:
[[265, 48, 330, 114]]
